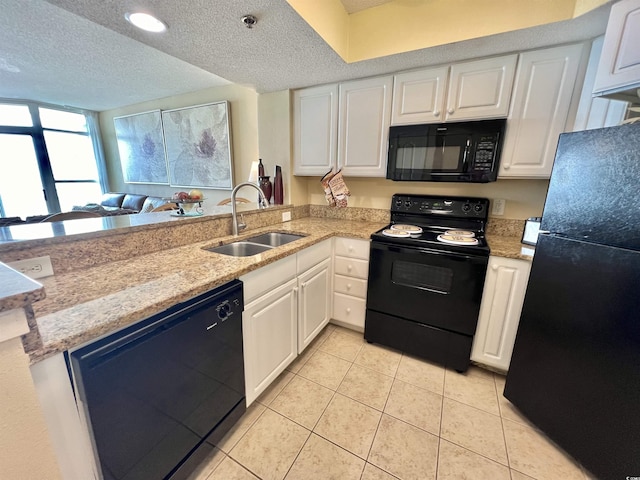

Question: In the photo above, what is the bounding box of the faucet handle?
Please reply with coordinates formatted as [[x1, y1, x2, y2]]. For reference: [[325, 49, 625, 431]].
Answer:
[[238, 214, 247, 231]]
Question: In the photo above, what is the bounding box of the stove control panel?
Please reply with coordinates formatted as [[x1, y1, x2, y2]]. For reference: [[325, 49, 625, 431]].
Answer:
[[391, 195, 489, 219]]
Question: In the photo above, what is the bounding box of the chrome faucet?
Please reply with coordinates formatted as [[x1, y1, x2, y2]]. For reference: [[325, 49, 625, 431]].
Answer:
[[231, 182, 269, 236]]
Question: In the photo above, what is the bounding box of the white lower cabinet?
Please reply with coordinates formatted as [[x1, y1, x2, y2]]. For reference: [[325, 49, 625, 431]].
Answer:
[[471, 256, 532, 371], [242, 277, 298, 406], [241, 239, 332, 406], [332, 237, 370, 331], [298, 257, 332, 353]]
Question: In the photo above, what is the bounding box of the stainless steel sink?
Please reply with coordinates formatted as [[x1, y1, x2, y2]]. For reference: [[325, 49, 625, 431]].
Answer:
[[245, 232, 306, 247], [205, 241, 274, 257]]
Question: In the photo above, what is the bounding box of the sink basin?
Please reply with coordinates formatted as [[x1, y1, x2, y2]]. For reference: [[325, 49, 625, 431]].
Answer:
[[205, 241, 274, 257], [245, 232, 306, 247]]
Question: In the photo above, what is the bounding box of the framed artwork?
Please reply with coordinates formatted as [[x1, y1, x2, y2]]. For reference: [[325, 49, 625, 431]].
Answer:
[[162, 101, 234, 190], [113, 110, 169, 184]]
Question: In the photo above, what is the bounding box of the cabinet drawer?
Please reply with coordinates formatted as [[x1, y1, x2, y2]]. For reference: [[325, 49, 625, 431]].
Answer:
[[241, 255, 296, 304], [334, 274, 367, 298], [334, 256, 369, 279], [297, 239, 332, 274], [334, 237, 370, 260], [332, 293, 366, 328]]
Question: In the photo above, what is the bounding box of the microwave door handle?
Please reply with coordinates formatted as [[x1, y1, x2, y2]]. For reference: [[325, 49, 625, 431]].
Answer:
[[462, 139, 471, 168]]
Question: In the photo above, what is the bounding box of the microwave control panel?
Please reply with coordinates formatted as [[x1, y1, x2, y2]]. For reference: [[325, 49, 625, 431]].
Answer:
[[469, 134, 500, 172]]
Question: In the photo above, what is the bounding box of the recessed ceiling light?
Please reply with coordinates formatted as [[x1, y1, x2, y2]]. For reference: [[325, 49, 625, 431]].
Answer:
[[125, 12, 168, 33]]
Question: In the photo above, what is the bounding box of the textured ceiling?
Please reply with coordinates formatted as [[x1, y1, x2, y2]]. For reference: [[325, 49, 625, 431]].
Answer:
[[0, 0, 613, 112]]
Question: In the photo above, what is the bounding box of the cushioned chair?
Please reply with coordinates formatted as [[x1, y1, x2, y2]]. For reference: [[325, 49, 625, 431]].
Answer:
[[41, 211, 102, 222], [217, 197, 250, 205]]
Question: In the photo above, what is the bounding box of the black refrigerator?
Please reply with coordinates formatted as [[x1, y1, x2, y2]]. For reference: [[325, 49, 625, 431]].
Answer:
[[504, 122, 640, 480]]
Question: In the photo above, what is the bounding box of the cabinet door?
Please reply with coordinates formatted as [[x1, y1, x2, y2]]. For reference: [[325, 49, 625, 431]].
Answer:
[[593, 0, 640, 96], [446, 55, 517, 121], [338, 76, 393, 177], [293, 84, 339, 176], [471, 256, 531, 371], [573, 36, 628, 132], [499, 44, 584, 179], [243, 278, 298, 406], [391, 67, 448, 125], [298, 258, 332, 353]]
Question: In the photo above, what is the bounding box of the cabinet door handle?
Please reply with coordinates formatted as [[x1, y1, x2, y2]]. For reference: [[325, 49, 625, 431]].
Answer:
[[492, 265, 498, 271], [503, 163, 511, 169], [433, 110, 440, 117]]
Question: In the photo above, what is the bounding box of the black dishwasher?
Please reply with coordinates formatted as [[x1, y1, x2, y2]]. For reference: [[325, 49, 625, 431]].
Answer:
[[70, 280, 245, 480]]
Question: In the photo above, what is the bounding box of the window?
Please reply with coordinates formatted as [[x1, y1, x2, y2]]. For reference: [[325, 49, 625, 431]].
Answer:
[[0, 101, 104, 220]]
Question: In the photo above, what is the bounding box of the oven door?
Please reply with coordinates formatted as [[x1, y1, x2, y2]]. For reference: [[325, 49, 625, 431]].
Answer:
[[366, 241, 488, 335]]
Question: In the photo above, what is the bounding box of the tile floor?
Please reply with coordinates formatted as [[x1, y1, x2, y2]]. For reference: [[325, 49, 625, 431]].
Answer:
[[190, 324, 594, 480]]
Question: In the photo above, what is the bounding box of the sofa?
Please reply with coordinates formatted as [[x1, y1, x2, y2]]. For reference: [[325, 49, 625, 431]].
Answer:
[[73, 193, 171, 216]]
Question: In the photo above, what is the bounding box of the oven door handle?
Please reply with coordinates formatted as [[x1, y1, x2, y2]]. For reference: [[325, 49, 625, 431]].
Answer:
[[371, 241, 483, 262]]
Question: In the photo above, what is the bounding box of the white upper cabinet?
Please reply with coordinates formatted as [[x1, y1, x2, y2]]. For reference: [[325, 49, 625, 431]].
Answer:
[[499, 44, 584, 178], [293, 84, 339, 176], [446, 55, 518, 121], [573, 37, 628, 132], [593, 0, 640, 100], [338, 76, 393, 177], [391, 67, 448, 124]]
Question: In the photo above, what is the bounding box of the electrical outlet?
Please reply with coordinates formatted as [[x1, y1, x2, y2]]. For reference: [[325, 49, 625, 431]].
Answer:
[[282, 211, 292, 222], [7, 255, 54, 279], [492, 199, 506, 216]]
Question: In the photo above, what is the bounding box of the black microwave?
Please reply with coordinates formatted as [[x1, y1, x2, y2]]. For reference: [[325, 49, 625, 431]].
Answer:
[[386, 119, 506, 183]]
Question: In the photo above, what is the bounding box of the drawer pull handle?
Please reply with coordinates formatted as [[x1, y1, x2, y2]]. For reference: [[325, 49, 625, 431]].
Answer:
[[347, 265, 353, 272], [346, 283, 352, 290], [346, 308, 351, 314], [492, 265, 498, 271], [348, 246, 354, 252]]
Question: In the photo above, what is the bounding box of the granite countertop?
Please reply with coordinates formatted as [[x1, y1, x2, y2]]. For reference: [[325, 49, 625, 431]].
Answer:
[[6, 213, 533, 364], [28, 217, 386, 363], [487, 234, 535, 261]]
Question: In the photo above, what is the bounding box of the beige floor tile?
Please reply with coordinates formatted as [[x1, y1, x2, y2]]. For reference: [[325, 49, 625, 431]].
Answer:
[[503, 418, 585, 480], [256, 371, 295, 406], [493, 374, 534, 427], [318, 329, 365, 362], [207, 456, 259, 480], [307, 324, 336, 350], [440, 398, 508, 465], [284, 433, 365, 480], [286, 342, 317, 373], [217, 403, 266, 453], [510, 470, 537, 480], [331, 324, 364, 338], [368, 414, 439, 480], [437, 439, 511, 480], [229, 409, 310, 480], [269, 375, 334, 429], [360, 462, 398, 480], [185, 447, 226, 480], [464, 365, 496, 381], [354, 343, 402, 377], [314, 393, 381, 459], [443, 368, 499, 415], [384, 378, 442, 435], [337, 363, 393, 411], [298, 350, 351, 390], [395, 354, 445, 395]]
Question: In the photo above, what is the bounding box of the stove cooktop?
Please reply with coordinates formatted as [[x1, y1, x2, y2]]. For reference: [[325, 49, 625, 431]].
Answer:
[[370, 194, 492, 256]]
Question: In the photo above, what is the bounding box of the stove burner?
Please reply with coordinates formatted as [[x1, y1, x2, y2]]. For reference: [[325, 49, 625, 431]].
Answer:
[[382, 228, 410, 238], [391, 224, 423, 236], [444, 230, 475, 238], [437, 234, 480, 246]]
